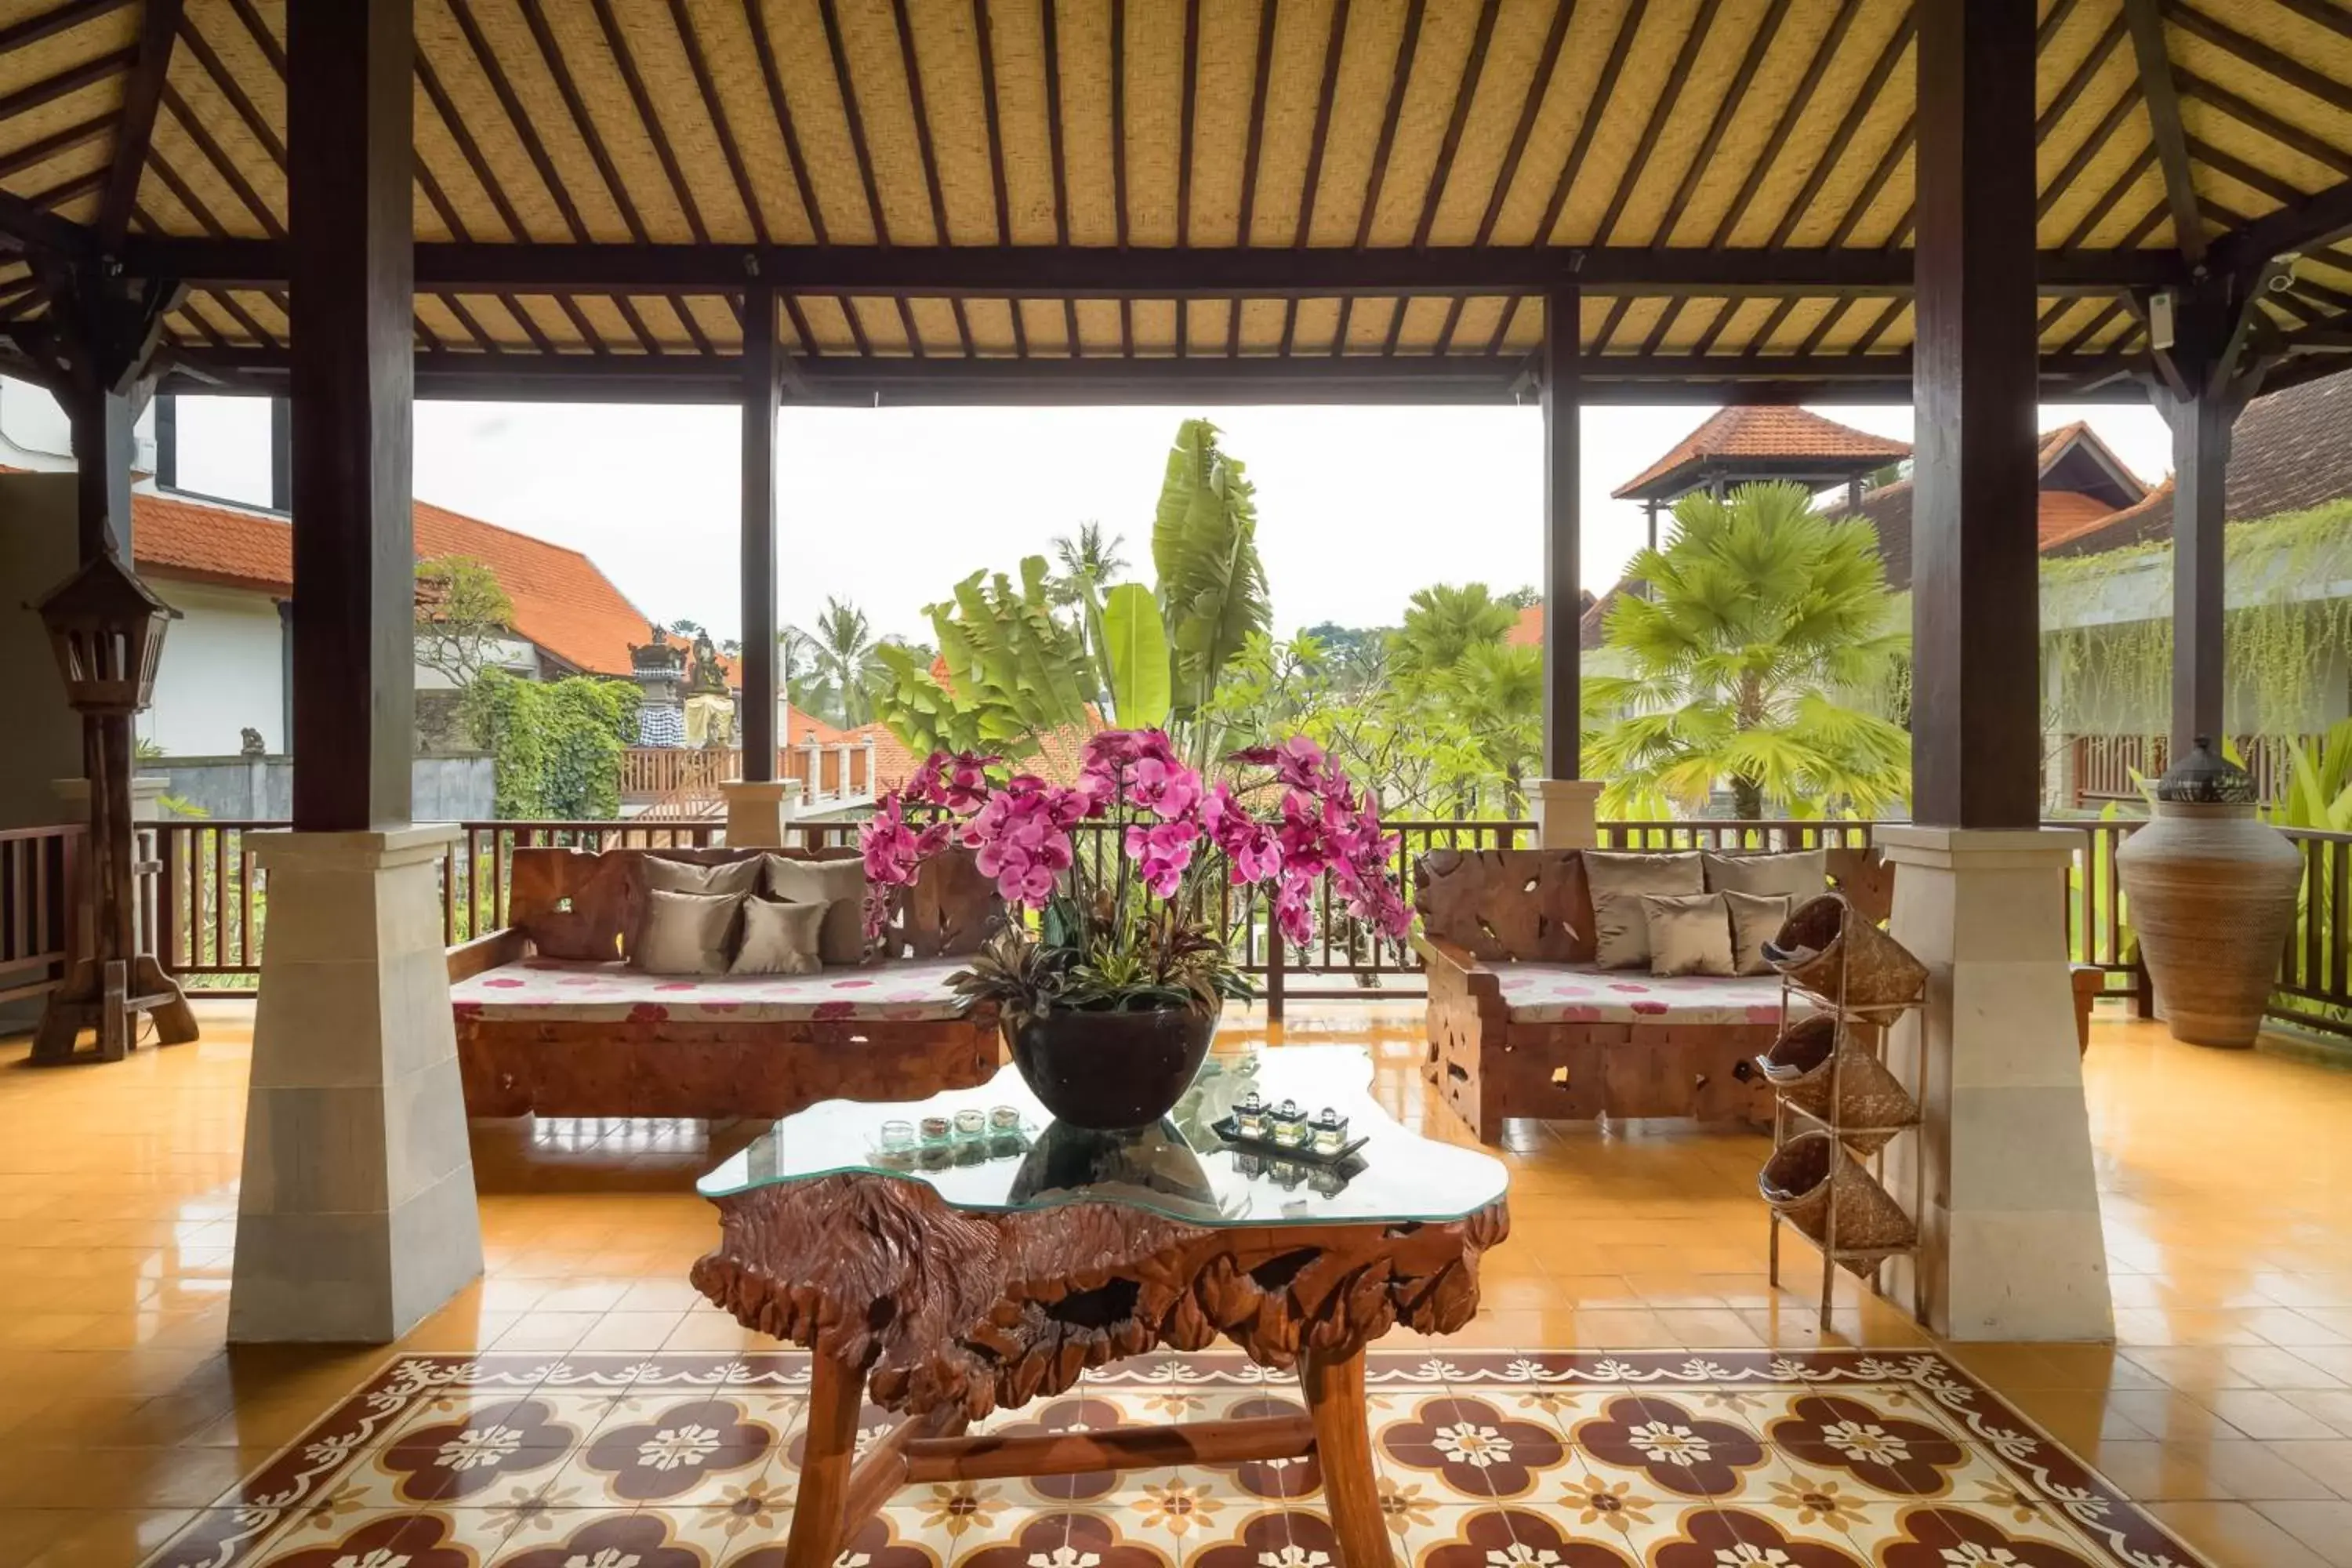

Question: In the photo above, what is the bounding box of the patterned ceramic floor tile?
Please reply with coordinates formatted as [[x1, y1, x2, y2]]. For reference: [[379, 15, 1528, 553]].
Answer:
[[141, 1348, 2220, 1568]]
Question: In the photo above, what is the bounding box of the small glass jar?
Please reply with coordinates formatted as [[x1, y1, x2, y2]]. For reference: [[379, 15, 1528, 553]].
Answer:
[[1232, 1151, 1265, 1178], [918, 1115, 953, 1147], [989, 1105, 1022, 1133], [1271, 1159, 1306, 1190], [1269, 1098, 1308, 1149], [1309, 1107, 1348, 1157], [878, 1119, 916, 1152], [916, 1143, 951, 1171], [953, 1108, 987, 1141], [1308, 1165, 1348, 1197], [1232, 1091, 1269, 1141]]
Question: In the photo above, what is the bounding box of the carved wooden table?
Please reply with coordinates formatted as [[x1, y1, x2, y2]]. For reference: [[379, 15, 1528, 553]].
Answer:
[[691, 1044, 1510, 1568]]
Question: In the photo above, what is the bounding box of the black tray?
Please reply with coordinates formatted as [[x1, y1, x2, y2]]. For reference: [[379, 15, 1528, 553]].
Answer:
[[1208, 1115, 1370, 1166]]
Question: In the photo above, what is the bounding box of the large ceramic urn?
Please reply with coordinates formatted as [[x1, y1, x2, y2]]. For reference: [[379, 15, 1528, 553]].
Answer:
[[2114, 737, 2303, 1048]]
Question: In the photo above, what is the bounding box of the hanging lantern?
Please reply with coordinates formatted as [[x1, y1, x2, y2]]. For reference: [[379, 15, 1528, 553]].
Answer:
[[34, 546, 179, 716]]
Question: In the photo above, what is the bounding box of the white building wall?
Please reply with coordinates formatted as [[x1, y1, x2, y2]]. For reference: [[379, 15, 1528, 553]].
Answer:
[[141, 579, 287, 757]]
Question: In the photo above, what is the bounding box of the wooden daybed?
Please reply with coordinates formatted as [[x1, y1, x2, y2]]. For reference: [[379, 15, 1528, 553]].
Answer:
[[445, 844, 1004, 1120], [1413, 844, 1896, 1143]]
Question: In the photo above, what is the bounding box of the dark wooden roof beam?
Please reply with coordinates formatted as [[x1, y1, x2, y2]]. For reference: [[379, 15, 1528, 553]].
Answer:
[[0, 0, 133, 54], [2211, 176, 2352, 282], [2120, 0, 2205, 263], [118, 238, 2181, 295]]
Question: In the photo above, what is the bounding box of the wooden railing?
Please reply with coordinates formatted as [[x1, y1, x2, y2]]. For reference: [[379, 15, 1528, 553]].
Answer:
[[620, 743, 881, 807], [136, 813, 2352, 1037], [0, 824, 81, 1005], [2068, 733, 2307, 808]]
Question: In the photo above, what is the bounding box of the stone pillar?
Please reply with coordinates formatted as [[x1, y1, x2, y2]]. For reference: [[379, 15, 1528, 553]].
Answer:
[[721, 780, 793, 848], [1528, 779, 1604, 850], [1877, 825, 2112, 1342], [229, 826, 482, 1343]]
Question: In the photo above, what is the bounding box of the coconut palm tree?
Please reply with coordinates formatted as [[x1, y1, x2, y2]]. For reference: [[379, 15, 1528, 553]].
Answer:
[[1050, 521, 1129, 700], [795, 597, 889, 728], [1584, 481, 1910, 820]]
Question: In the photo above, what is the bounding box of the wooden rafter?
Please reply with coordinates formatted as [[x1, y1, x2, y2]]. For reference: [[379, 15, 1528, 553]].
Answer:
[[176, 12, 284, 165], [2174, 66, 2352, 180], [1825, 124, 1911, 249], [0, 49, 138, 134], [1227, 0, 1278, 354], [99, 0, 185, 247], [1283, 0, 1352, 353], [1595, 0, 1725, 247], [1534, 0, 1646, 244], [1436, 0, 1573, 352], [971, 0, 1022, 356], [815, 0, 920, 356], [1709, 0, 1861, 246], [887, 0, 974, 355], [1174, 0, 1199, 354], [0, 0, 131, 55], [1335, 0, 1425, 352], [0, 112, 114, 183], [2061, 141, 2158, 251], [1651, 0, 1789, 250], [2037, 85, 2143, 222], [2121, 0, 2204, 263], [1768, 14, 1912, 249], [2212, 176, 2352, 279], [668, 0, 757, 243], [1036, 0, 1079, 353], [158, 82, 282, 239], [2034, 13, 2125, 146], [590, 0, 706, 243], [1410, 0, 1500, 249]]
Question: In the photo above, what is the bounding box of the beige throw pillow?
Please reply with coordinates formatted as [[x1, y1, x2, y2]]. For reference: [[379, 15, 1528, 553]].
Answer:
[[1726, 889, 1794, 976], [642, 855, 764, 895], [1703, 848, 1827, 905], [1642, 892, 1736, 978], [763, 855, 870, 965], [633, 888, 741, 975], [732, 898, 828, 975], [1584, 851, 1704, 969]]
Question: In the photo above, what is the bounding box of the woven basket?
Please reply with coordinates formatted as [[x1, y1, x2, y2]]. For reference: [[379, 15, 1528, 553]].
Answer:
[[1759, 1131, 1916, 1272], [1765, 894, 1928, 1011], [1760, 1016, 1919, 1154]]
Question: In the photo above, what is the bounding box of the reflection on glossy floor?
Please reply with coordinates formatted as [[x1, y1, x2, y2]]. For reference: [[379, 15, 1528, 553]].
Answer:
[[0, 1000, 2346, 1566]]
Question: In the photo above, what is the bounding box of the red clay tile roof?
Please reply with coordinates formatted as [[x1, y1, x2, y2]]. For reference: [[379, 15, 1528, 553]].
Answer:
[[2046, 370, 2352, 558], [126, 487, 661, 677], [1611, 407, 1911, 500], [2035, 491, 2125, 550]]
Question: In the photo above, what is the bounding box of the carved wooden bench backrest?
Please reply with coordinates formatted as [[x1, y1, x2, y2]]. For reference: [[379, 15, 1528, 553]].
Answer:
[[506, 844, 1003, 961], [1414, 844, 1894, 963]]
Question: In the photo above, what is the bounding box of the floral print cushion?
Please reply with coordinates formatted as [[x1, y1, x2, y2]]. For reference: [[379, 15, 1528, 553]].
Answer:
[[1491, 960, 1809, 1025], [450, 956, 973, 1022]]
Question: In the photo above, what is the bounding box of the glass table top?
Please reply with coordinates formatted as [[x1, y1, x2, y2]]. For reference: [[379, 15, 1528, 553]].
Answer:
[[699, 1044, 1508, 1229]]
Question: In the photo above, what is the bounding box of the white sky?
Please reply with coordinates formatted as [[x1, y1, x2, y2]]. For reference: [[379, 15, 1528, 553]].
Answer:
[[163, 394, 2174, 643]]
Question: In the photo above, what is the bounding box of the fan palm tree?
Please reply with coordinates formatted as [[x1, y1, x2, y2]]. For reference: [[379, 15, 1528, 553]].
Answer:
[[1584, 482, 1910, 820], [1388, 583, 1518, 695], [1050, 521, 1129, 700]]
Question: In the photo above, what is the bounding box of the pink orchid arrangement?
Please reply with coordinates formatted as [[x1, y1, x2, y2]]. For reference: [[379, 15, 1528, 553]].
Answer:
[[858, 730, 1411, 1003]]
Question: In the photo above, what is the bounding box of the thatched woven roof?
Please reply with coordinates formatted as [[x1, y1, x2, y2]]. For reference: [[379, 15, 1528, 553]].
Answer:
[[2, 0, 2349, 403]]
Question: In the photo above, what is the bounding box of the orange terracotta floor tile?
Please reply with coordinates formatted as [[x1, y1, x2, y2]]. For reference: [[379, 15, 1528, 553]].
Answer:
[[0, 996, 2344, 1567]]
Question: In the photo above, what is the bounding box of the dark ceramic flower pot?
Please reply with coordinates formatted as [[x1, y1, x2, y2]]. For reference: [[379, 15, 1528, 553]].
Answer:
[[1007, 1006, 1218, 1131]]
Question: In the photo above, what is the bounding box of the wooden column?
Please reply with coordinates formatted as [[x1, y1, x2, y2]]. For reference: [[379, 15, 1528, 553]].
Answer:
[[740, 287, 779, 781], [1541, 282, 1580, 782], [2167, 388, 2230, 752], [1910, 0, 2042, 829], [66, 383, 135, 559], [268, 396, 292, 513], [2146, 272, 2272, 757], [286, 0, 415, 832]]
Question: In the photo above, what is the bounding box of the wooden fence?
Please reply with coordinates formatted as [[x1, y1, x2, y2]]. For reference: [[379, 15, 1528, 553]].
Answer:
[[136, 814, 2352, 1037]]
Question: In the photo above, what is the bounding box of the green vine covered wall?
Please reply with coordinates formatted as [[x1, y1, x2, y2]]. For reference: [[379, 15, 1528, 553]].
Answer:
[[2040, 499, 2352, 738], [462, 671, 641, 819]]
